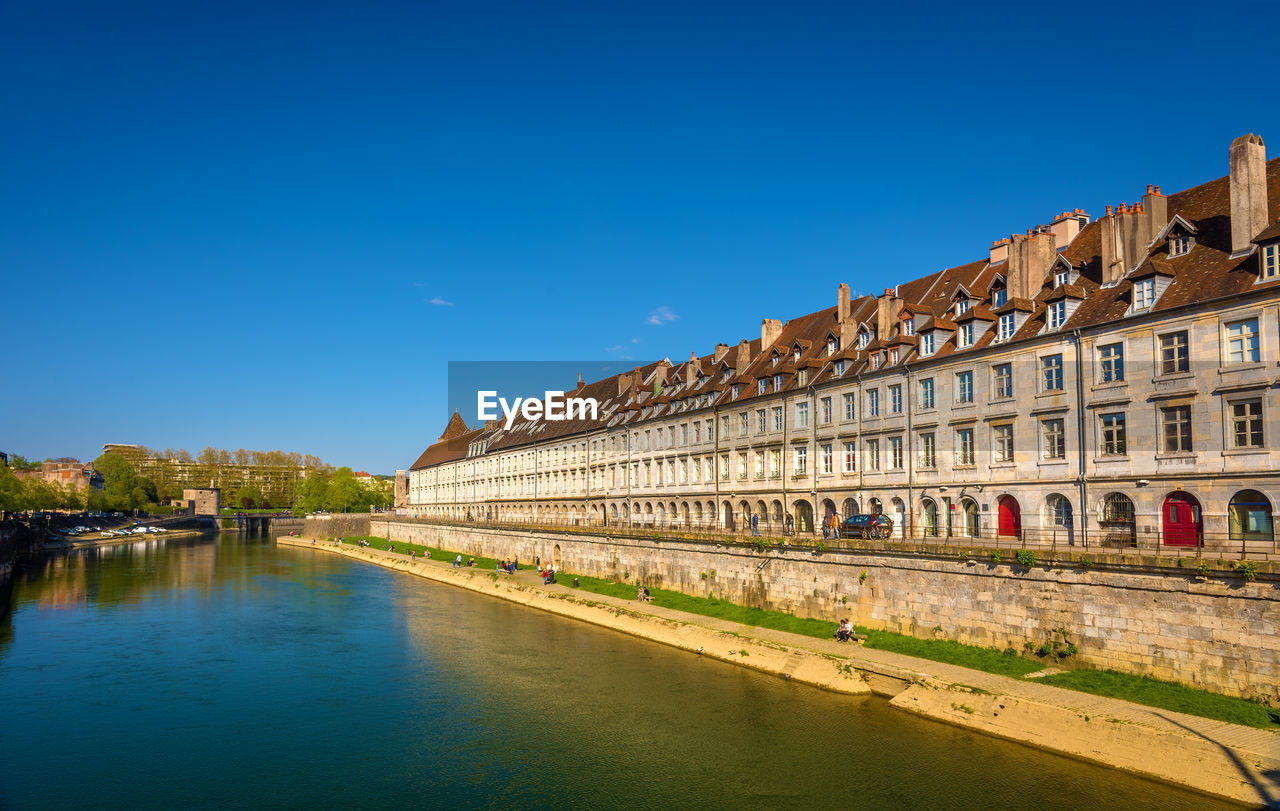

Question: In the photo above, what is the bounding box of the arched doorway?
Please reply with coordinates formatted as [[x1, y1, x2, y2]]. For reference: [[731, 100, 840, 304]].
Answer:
[[868, 497, 882, 515], [771, 500, 784, 530], [738, 500, 751, 530], [656, 502, 666, 526], [997, 495, 1021, 538], [722, 501, 735, 531], [1162, 492, 1202, 547], [680, 502, 690, 526], [1228, 490, 1273, 543], [842, 498, 859, 518], [921, 498, 939, 537], [553, 543, 562, 569], [961, 498, 979, 538], [794, 500, 814, 534], [891, 497, 906, 538]]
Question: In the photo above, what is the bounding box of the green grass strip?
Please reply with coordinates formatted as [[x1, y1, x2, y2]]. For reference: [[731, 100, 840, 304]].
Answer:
[[327, 535, 529, 573], [1036, 669, 1279, 729]]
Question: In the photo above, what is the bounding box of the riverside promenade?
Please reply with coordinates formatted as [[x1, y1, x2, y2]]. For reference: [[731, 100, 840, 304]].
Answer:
[[279, 536, 1280, 807]]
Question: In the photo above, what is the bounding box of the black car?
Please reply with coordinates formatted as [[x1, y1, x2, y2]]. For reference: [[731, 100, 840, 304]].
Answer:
[[842, 513, 894, 539]]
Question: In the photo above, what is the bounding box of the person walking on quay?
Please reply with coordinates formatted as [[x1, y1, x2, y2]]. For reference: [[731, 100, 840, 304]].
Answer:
[[750, 512, 759, 537], [784, 512, 794, 536], [454, 554, 462, 568]]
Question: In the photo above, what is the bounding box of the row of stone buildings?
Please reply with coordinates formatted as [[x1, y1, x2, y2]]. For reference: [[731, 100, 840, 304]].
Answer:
[[407, 134, 1280, 556]]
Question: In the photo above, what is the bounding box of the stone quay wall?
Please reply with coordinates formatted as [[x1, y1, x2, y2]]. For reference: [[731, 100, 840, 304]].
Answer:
[[304, 513, 372, 539], [371, 518, 1279, 701]]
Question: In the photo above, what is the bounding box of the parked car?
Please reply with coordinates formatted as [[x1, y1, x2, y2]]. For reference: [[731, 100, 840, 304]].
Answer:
[[842, 513, 894, 539]]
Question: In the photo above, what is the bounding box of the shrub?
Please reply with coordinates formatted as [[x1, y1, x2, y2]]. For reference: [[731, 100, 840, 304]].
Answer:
[[1194, 560, 1211, 577], [991, 550, 1002, 564], [1015, 549, 1036, 567], [814, 540, 828, 554], [858, 570, 868, 584], [1079, 556, 1094, 569], [1235, 561, 1259, 582]]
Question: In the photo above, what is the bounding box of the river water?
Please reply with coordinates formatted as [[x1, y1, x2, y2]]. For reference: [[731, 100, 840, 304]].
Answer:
[[0, 533, 1232, 809]]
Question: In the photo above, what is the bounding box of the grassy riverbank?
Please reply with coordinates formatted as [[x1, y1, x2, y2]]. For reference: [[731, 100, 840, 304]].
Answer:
[[331, 536, 528, 573], [326, 534, 1278, 730]]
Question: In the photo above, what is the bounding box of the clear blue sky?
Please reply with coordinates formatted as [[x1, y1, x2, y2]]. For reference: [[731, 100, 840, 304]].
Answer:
[[3, 1, 1278, 474]]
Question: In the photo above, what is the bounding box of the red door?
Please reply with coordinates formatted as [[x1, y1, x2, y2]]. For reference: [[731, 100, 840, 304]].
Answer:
[[997, 496, 1021, 537], [1162, 493, 1202, 547]]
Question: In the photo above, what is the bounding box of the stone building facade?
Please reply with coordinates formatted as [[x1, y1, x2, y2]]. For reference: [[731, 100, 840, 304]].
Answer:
[[408, 134, 1280, 558]]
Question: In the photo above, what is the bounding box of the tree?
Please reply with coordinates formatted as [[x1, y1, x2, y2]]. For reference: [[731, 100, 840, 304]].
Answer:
[[234, 484, 265, 509], [5, 454, 40, 472], [94, 452, 157, 512], [0, 465, 24, 513]]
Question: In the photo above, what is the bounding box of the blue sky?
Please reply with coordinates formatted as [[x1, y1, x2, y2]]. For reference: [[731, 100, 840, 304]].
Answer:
[[3, 1, 1278, 473]]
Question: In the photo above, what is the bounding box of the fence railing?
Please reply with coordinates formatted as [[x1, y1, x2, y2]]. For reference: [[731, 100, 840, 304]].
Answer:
[[371, 514, 1277, 562]]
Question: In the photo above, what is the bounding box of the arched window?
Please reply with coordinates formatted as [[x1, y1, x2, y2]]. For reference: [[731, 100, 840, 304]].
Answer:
[[1229, 490, 1274, 542], [868, 497, 882, 515], [1099, 493, 1136, 547], [842, 498, 859, 518], [921, 499, 939, 537], [961, 498, 979, 537]]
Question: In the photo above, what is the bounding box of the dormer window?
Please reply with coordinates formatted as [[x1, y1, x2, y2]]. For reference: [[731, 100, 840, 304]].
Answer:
[[1260, 244, 1278, 279], [826, 338, 837, 356], [719, 369, 730, 382], [1134, 278, 1156, 310], [834, 360, 846, 376], [992, 288, 1007, 307], [901, 319, 915, 336], [771, 354, 779, 367], [870, 353, 881, 370], [955, 299, 970, 316], [1054, 269, 1068, 287], [858, 330, 869, 349], [889, 348, 899, 365], [797, 369, 809, 386], [957, 323, 974, 348], [997, 313, 1014, 341], [920, 332, 935, 356], [1047, 300, 1067, 329], [772, 374, 783, 391], [793, 347, 801, 362], [731, 384, 740, 398], [757, 379, 766, 395], [1169, 234, 1192, 257]]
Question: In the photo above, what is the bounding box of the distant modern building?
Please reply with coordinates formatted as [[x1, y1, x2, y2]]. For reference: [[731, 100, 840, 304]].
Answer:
[[102, 444, 311, 507], [407, 134, 1280, 557]]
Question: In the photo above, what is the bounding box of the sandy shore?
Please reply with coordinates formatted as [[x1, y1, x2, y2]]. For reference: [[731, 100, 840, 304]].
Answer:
[[280, 537, 1280, 806]]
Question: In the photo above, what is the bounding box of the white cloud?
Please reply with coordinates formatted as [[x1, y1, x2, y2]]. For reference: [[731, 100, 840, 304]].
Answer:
[[605, 345, 622, 353], [646, 306, 677, 325], [429, 296, 454, 307]]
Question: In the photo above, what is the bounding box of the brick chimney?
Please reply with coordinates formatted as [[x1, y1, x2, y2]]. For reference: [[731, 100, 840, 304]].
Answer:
[[684, 351, 698, 385], [616, 370, 635, 396], [761, 318, 782, 349], [1230, 133, 1268, 253], [713, 343, 729, 363], [837, 283, 852, 323], [1006, 230, 1056, 299], [736, 339, 752, 375]]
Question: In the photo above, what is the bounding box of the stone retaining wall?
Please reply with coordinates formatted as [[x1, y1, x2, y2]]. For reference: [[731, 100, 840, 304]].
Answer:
[[304, 513, 372, 539], [372, 518, 1280, 701]]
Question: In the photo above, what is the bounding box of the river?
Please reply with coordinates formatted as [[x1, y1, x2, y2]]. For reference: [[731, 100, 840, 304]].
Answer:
[[0, 533, 1233, 809]]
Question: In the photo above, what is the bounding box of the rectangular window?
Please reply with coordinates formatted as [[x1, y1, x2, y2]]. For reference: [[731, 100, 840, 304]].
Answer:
[[1101, 413, 1127, 456], [890, 348, 899, 365], [757, 379, 766, 395], [738, 413, 748, 436], [820, 396, 832, 424], [993, 363, 1013, 399], [1169, 235, 1191, 257], [993, 288, 1007, 307], [773, 374, 783, 391], [794, 446, 808, 476], [1048, 300, 1066, 329], [1160, 331, 1189, 375], [834, 360, 846, 376], [1263, 243, 1279, 279], [1041, 354, 1063, 391], [797, 369, 809, 387], [1226, 318, 1260, 364], [842, 441, 857, 473], [719, 416, 727, 438], [997, 313, 1014, 341], [757, 409, 767, 433], [867, 389, 880, 417], [889, 436, 903, 469], [821, 443, 833, 474], [993, 423, 1014, 463], [1161, 405, 1192, 453], [754, 450, 765, 478], [919, 432, 936, 468], [843, 393, 856, 421], [889, 384, 902, 414], [694, 422, 702, 443], [1054, 269, 1069, 287], [772, 407, 783, 431], [958, 323, 974, 348], [902, 319, 915, 336], [796, 402, 809, 428], [920, 378, 935, 410], [920, 332, 934, 356], [719, 454, 729, 481], [1042, 418, 1065, 460], [866, 439, 880, 471], [1232, 400, 1264, 448], [1133, 278, 1156, 310], [956, 428, 974, 465], [1099, 343, 1125, 383], [737, 452, 748, 479], [768, 450, 780, 478], [957, 371, 973, 404]]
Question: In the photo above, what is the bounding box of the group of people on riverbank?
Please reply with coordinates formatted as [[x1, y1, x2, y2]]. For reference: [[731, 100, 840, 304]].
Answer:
[[497, 558, 518, 574]]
